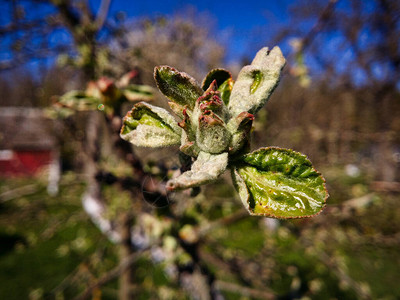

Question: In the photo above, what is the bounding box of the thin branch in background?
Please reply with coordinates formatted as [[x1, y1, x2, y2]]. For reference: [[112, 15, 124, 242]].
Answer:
[[73, 247, 150, 300], [198, 209, 249, 237], [215, 280, 276, 300], [317, 250, 372, 300], [94, 0, 111, 30], [300, 0, 338, 51], [0, 184, 40, 203]]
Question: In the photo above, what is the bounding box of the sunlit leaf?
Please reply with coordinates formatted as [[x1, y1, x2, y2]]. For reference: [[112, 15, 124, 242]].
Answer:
[[154, 66, 203, 110], [232, 147, 327, 218], [120, 102, 181, 147], [167, 151, 228, 190], [228, 46, 286, 116], [58, 90, 101, 111]]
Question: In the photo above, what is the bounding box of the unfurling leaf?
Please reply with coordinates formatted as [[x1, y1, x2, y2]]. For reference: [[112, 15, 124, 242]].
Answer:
[[232, 147, 327, 218], [201, 69, 232, 90], [154, 66, 203, 110], [120, 102, 181, 147], [167, 151, 228, 190], [218, 77, 234, 106], [202, 69, 233, 105], [228, 46, 286, 116]]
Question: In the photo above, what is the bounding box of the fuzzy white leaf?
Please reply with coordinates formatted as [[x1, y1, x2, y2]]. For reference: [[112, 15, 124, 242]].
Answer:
[[167, 151, 228, 190], [228, 46, 286, 116]]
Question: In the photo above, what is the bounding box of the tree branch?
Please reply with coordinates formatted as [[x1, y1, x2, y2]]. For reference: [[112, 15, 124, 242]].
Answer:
[[215, 280, 276, 300], [198, 209, 249, 237], [72, 247, 149, 300], [94, 0, 111, 31]]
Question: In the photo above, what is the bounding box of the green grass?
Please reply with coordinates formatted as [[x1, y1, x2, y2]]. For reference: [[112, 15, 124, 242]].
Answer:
[[0, 174, 114, 299], [1, 167, 399, 299]]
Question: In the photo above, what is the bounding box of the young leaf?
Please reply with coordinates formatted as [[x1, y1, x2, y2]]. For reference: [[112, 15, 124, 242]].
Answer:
[[228, 46, 286, 116], [232, 147, 327, 218], [218, 78, 234, 106], [58, 90, 101, 111], [201, 69, 232, 91], [167, 151, 228, 190], [202, 69, 234, 106], [121, 84, 154, 102], [120, 102, 181, 147], [154, 66, 203, 110]]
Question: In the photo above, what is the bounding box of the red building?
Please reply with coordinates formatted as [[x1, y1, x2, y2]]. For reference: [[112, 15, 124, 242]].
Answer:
[[0, 108, 59, 178]]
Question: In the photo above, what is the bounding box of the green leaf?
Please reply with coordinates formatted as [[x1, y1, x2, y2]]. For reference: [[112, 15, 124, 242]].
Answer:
[[120, 102, 181, 147], [121, 84, 154, 102], [201, 68, 232, 91], [58, 90, 101, 111], [154, 66, 203, 110], [167, 151, 228, 190], [201, 69, 234, 106], [228, 46, 286, 116], [218, 78, 234, 106], [232, 147, 327, 218]]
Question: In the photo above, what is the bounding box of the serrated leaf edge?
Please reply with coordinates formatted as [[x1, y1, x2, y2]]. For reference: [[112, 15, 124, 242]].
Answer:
[[232, 146, 328, 219]]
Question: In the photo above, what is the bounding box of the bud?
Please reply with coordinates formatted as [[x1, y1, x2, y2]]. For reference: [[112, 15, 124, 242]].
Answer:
[[196, 110, 231, 154], [192, 80, 231, 154]]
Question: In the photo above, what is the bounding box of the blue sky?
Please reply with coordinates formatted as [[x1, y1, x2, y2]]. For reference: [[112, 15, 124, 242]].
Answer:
[[1, 0, 394, 88], [0, 0, 296, 72], [107, 0, 294, 62]]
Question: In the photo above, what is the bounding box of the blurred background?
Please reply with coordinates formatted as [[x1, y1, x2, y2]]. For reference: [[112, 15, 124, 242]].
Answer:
[[0, 0, 399, 299]]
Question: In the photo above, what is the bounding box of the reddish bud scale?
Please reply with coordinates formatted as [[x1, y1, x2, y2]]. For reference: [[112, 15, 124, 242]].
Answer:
[[178, 108, 191, 130], [199, 111, 224, 126], [237, 111, 255, 128]]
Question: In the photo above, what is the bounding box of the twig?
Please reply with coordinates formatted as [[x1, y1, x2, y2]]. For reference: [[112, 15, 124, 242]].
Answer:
[[51, 265, 81, 295], [300, 0, 338, 51], [73, 247, 149, 300], [0, 184, 39, 203], [94, 0, 111, 30], [317, 251, 372, 300], [370, 181, 400, 192], [198, 209, 249, 237], [215, 280, 276, 300]]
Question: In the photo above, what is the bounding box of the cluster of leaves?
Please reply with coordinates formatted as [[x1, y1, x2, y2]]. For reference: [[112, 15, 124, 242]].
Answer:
[[49, 71, 154, 118], [120, 46, 328, 218]]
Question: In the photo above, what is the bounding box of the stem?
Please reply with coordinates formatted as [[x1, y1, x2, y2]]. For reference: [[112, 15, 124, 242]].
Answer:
[[73, 247, 148, 300]]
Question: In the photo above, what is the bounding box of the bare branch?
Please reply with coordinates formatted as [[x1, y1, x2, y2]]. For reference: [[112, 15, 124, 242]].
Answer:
[[215, 280, 276, 300], [73, 247, 150, 300], [198, 209, 249, 237], [95, 0, 111, 31]]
